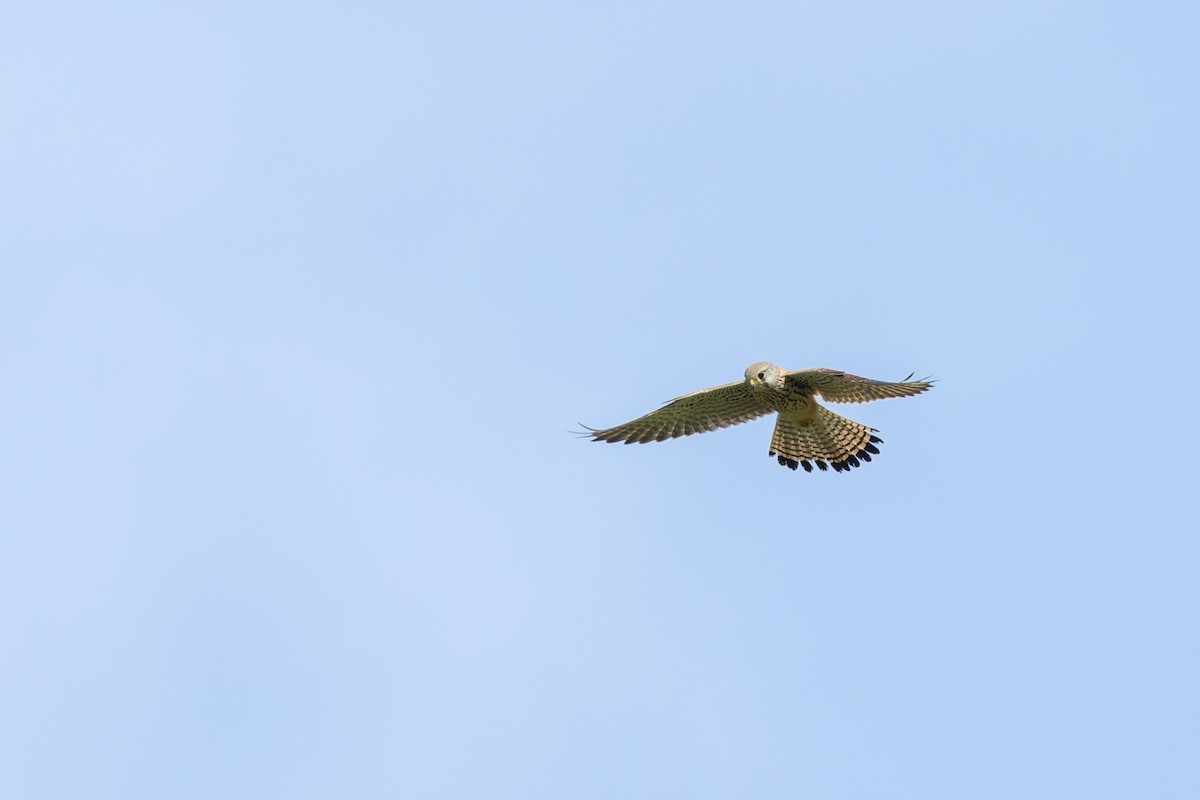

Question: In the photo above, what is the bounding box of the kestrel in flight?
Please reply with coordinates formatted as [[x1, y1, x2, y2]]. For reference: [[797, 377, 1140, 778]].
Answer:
[[583, 362, 933, 472]]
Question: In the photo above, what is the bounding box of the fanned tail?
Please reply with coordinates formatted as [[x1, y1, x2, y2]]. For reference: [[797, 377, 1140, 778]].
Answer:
[[768, 407, 883, 473]]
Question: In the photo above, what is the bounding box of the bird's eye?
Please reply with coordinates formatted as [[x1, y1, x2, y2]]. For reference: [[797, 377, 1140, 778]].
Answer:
[[757, 372, 765, 380]]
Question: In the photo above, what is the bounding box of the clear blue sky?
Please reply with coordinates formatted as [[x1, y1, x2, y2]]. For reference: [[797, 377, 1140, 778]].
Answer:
[[2, 2, 1198, 798]]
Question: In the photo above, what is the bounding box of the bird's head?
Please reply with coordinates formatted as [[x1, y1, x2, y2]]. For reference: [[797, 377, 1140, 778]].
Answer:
[[745, 361, 785, 392]]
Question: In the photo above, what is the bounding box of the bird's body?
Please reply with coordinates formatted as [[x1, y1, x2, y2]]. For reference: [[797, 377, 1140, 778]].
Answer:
[[584, 361, 933, 473]]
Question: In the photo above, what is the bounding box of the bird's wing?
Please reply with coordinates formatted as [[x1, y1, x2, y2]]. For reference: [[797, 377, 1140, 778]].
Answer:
[[583, 381, 773, 443], [786, 368, 934, 404]]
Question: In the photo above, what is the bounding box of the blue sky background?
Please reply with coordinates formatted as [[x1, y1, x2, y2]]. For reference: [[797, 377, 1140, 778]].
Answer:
[[2, 2, 1198, 798]]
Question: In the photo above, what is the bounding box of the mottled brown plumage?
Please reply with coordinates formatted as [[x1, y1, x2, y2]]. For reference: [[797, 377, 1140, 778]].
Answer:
[[583, 361, 932, 473]]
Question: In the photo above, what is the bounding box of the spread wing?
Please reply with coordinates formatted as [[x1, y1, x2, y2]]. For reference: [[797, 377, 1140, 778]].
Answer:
[[786, 368, 934, 404], [583, 381, 773, 444]]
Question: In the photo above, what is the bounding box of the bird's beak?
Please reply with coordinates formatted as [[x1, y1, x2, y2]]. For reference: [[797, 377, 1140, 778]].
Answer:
[[748, 378, 758, 385]]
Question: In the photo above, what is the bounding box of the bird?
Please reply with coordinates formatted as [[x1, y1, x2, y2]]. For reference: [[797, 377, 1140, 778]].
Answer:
[[582, 362, 933, 473]]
